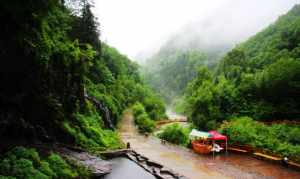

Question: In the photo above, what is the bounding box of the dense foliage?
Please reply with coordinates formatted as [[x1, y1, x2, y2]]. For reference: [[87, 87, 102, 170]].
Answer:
[[140, 20, 233, 106], [62, 101, 123, 151], [185, 5, 300, 130], [142, 49, 210, 103], [157, 124, 190, 146], [132, 103, 155, 134], [219, 117, 300, 162], [0, 147, 90, 179], [0, 0, 165, 151]]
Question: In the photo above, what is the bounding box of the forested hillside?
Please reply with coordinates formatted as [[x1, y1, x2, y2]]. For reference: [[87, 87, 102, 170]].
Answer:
[[139, 2, 276, 107], [0, 0, 166, 149], [185, 4, 300, 130], [1, 0, 300, 177], [153, 4, 300, 162], [143, 49, 208, 104], [142, 31, 231, 105], [0, 0, 166, 177]]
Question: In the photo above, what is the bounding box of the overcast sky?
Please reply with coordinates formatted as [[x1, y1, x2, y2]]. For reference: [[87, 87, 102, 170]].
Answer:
[[93, 0, 299, 59]]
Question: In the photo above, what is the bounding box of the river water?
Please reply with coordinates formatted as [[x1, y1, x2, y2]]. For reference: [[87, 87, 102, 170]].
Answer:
[[118, 111, 300, 179], [166, 108, 187, 120], [103, 157, 155, 179]]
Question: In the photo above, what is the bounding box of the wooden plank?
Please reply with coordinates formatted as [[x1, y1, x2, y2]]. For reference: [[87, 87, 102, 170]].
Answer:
[[253, 152, 281, 161], [227, 147, 248, 153]]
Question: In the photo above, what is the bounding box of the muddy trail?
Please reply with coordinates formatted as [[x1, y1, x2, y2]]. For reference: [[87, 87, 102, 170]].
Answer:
[[118, 111, 300, 179]]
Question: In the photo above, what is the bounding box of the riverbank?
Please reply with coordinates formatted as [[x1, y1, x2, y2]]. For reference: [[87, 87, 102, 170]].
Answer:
[[119, 111, 300, 179], [219, 117, 300, 164]]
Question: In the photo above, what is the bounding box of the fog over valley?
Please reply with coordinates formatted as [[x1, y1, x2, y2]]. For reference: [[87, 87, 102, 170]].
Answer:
[[94, 0, 299, 61], [1, 1, 300, 178]]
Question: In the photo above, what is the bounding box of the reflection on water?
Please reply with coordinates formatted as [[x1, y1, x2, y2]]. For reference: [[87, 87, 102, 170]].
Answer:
[[103, 158, 155, 179]]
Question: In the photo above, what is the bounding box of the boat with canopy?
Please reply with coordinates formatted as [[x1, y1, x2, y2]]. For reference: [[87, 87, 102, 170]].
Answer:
[[189, 129, 228, 155]]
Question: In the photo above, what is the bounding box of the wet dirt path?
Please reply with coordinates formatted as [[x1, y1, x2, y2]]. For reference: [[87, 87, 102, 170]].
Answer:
[[118, 111, 300, 179]]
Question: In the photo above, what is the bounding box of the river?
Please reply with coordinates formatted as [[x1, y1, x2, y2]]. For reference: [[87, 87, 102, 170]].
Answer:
[[118, 111, 300, 179], [166, 108, 187, 120]]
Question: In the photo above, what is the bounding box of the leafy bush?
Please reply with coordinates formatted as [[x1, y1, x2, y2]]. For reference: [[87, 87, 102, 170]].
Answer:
[[132, 103, 155, 134], [132, 103, 146, 117], [129, 84, 166, 121], [7, 158, 48, 179], [62, 109, 123, 151], [219, 117, 300, 162], [157, 124, 190, 146], [0, 147, 88, 179], [143, 96, 166, 121], [46, 153, 76, 178], [38, 161, 55, 177], [135, 114, 155, 133]]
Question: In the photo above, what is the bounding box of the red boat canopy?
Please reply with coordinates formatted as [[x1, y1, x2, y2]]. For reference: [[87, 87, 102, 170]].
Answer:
[[209, 130, 227, 141]]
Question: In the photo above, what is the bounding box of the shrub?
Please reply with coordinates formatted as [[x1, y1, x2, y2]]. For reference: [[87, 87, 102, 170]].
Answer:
[[46, 153, 77, 178], [7, 147, 41, 166], [219, 117, 300, 162], [219, 117, 258, 145], [10, 159, 48, 179], [38, 161, 55, 177], [158, 124, 190, 146], [136, 114, 155, 133], [143, 96, 166, 120], [0, 147, 90, 179], [132, 103, 155, 134], [132, 102, 146, 117], [62, 104, 124, 151]]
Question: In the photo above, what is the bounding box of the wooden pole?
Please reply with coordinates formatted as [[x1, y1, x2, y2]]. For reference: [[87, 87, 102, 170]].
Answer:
[[213, 140, 215, 159], [226, 139, 228, 156]]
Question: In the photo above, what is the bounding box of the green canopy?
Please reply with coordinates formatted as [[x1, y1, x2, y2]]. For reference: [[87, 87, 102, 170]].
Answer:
[[189, 129, 212, 139]]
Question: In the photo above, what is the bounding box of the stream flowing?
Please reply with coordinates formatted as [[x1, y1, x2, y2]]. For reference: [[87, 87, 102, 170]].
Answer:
[[166, 108, 187, 120]]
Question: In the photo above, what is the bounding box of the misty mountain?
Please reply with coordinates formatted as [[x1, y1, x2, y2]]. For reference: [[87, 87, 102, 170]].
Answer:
[[136, 0, 297, 64], [185, 4, 300, 130], [139, 1, 299, 107], [139, 7, 253, 103]]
